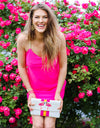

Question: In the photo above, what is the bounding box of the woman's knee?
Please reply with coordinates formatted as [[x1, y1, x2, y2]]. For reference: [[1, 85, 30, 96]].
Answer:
[[44, 117, 56, 128], [32, 115, 44, 128]]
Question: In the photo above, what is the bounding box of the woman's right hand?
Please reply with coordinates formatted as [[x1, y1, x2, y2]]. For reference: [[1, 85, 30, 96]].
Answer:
[[28, 93, 36, 111]]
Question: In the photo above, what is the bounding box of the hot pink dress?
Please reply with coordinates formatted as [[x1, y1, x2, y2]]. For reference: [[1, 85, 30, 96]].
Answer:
[[26, 48, 66, 100]]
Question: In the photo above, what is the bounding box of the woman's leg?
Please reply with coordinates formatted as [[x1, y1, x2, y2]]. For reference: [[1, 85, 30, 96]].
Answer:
[[32, 115, 44, 128], [44, 117, 56, 128]]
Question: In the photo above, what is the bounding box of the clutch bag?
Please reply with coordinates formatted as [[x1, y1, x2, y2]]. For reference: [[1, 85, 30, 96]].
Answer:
[[30, 98, 61, 118]]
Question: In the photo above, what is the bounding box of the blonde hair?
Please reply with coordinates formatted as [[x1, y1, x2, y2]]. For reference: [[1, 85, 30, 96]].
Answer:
[[24, 3, 61, 65]]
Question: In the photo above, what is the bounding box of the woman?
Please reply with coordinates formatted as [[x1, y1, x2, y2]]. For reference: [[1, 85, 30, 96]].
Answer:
[[17, 3, 67, 128]]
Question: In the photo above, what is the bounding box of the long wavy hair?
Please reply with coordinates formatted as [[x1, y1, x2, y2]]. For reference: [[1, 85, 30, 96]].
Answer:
[[24, 3, 61, 66]]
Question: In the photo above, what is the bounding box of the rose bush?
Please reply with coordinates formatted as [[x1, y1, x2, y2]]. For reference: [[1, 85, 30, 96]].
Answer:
[[0, 0, 100, 128]]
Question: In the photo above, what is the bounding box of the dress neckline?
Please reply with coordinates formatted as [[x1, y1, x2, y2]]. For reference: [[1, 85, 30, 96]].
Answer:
[[26, 49, 42, 58]]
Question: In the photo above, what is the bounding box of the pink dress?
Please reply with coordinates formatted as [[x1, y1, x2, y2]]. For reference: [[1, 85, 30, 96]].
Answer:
[[26, 48, 66, 100]]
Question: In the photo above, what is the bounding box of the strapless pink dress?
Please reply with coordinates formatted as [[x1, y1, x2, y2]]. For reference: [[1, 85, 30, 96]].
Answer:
[[26, 49, 66, 100]]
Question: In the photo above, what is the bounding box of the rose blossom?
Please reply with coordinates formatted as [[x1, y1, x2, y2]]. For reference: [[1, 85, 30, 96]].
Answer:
[[9, 73, 16, 80], [87, 90, 93, 97], [82, 3, 88, 9], [0, 3, 5, 10], [3, 74, 8, 81], [0, 21, 6, 27], [15, 28, 21, 34], [82, 65, 89, 72], [81, 47, 88, 54], [15, 76, 21, 83], [0, 96, 3, 103], [74, 46, 81, 54], [13, 96, 18, 101], [4, 106, 10, 116], [90, 47, 96, 54], [14, 108, 22, 116], [0, 60, 4, 66], [97, 87, 100, 93], [2, 86, 6, 91], [74, 97, 79, 102], [2, 43, 8, 49], [0, 71, 2, 78], [9, 117, 16, 123], [5, 20, 12, 26], [11, 58, 18, 66], [4, 34, 9, 39], [99, 78, 100, 81], [5, 64, 13, 72], [0, 106, 4, 112], [91, 2, 96, 6], [78, 92, 85, 99], [12, 47, 17, 52]]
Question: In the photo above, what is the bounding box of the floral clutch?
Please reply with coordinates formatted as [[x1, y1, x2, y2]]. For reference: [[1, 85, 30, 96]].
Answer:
[[30, 98, 61, 118]]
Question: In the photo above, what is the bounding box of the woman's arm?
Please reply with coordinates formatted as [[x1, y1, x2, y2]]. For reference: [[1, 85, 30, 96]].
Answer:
[[16, 33, 35, 94], [55, 33, 67, 112], [56, 33, 67, 94]]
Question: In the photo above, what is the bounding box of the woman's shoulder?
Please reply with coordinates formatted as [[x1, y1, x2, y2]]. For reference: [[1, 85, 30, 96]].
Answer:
[[57, 31, 65, 40], [17, 32, 28, 42], [16, 31, 28, 48]]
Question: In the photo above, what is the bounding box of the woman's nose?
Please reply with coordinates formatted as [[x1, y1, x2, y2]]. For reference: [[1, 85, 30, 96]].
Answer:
[[39, 18, 43, 22]]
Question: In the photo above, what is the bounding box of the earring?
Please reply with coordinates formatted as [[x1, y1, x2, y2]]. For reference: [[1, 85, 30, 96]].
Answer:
[[31, 24, 34, 31]]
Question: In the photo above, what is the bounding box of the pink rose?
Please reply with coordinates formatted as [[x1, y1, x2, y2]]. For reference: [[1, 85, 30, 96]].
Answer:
[[9, 117, 16, 123], [97, 87, 100, 93], [74, 46, 81, 54], [6, 42, 11, 47], [0, 21, 6, 27], [0, 29, 4, 34], [0, 106, 4, 112], [0, 71, 2, 78], [8, 15, 13, 20], [3, 74, 8, 81], [90, 47, 96, 54], [7, 3, 13, 10], [0, 96, 3, 103], [2, 43, 8, 49], [74, 97, 79, 102], [66, 47, 70, 56], [92, 39, 96, 44], [0, 3, 5, 10], [14, 108, 22, 116], [82, 65, 89, 72], [86, 90, 93, 97], [99, 78, 100, 81], [12, 47, 17, 52], [81, 47, 88, 54], [82, 3, 88, 9], [15, 76, 22, 83], [5, 64, 13, 72], [78, 92, 85, 99], [91, 2, 96, 6], [4, 106, 10, 116], [11, 58, 18, 66], [0, 17, 3, 22], [10, 73, 16, 80], [0, 60, 4, 66], [5, 20, 12, 26], [13, 96, 18, 100], [4, 34, 9, 39], [22, 14, 28, 20], [93, 10, 99, 17], [15, 28, 21, 34], [14, 16, 19, 22], [2, 86, 6, 91], [84, 40, 91, 46]]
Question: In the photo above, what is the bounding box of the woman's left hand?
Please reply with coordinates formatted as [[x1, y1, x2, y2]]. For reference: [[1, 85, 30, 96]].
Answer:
[[54, 92, 63, 113]]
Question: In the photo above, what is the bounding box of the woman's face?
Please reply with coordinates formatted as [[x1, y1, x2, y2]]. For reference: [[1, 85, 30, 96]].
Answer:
[[32, 9, 48, 33]]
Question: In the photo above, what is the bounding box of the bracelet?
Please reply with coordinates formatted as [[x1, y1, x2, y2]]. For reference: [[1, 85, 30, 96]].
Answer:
[[28, 90, 34, 95]]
